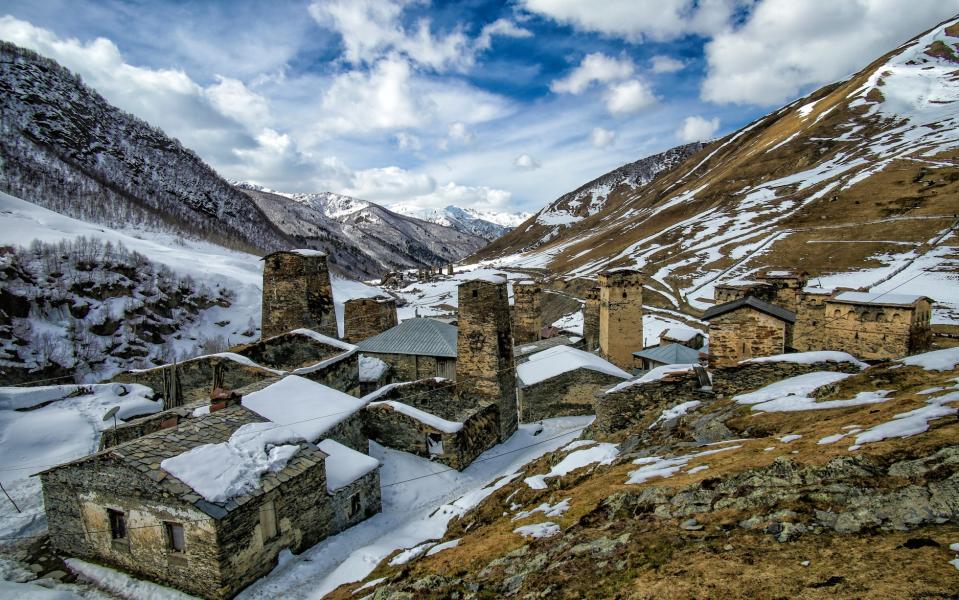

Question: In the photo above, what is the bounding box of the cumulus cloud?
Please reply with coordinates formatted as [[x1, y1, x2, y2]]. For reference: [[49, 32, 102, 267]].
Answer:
[[649, 55, 686, 73], [604, 80, 657, 114], [404, 182, 514, 211], [521, 0, 745, 42], [447, 122, 475, 144], [701, 0, 959, 105], [550, 52, 635, 94], [514, 153, 541, 170], [205, 75, 272, 132], [590, 127, 616, 147], [343, 165, 436, 200], [677, 115, 720, 142], [476, 18, 534, 50]]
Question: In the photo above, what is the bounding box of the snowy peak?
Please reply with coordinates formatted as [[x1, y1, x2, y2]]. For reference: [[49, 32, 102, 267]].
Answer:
[[389, 204, 531, 241], [290, 192, 371, 219]]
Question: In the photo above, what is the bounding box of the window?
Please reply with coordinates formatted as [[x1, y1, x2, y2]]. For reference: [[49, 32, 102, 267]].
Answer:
[[260, 500, 278, 542], [348, 493, 361, 519], [107, 509, 126, 540], [427, 432, 444, 455], [165, 522, 185, 553], [472, 289, 478, 298], [622, 291, 627, 299]]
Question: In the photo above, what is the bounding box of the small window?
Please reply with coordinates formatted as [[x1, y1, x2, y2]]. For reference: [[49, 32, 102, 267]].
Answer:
[[260, 500, 278, 542], [622, 291, 627, 299], [107, 509, 126, 540], [348, 493, 361, 519], [165, 522, 185, 553], [472, 289, 478, 298]]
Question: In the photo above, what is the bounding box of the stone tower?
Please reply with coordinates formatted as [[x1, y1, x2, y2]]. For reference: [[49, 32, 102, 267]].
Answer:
[[599, 268, 645, 370], [343, 296, 398, 344], [512, 280, 542, 345], [260, 250, 336, 339], [583, 286, 600, 351], [456, 275, 516, 441]]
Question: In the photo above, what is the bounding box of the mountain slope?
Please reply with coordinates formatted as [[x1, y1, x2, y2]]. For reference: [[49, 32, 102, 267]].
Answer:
[[236, 184, 488, 278], [473, 18, 959, 315], [390, 204, 532, 241]]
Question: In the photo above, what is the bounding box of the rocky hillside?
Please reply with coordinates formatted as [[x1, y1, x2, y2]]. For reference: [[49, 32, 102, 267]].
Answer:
[[236, 184, 488, 279], [473, 18, 959, 316], [329, 350, 959, 598], [390, 204, 532, 241], [0, 42, 289, 255]]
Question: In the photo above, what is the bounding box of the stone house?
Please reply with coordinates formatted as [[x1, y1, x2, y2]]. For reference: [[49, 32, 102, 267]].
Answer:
[[512, 280, 542, 345], [598, 268, 645, 371], [659, 327, 706, 349], [791, 287, 835, 352], [39, 375, 380, 600], [361, 379, 500, 470], [820, 292, 933, 360], [343, 296, 398, 344], [516, 345, 631, 422], [260, 250, 336, 339], [356, 318, 458, 381], [702, 297, 796, 368], [632, 342, 704, 371], [713, 270, 808, 313]]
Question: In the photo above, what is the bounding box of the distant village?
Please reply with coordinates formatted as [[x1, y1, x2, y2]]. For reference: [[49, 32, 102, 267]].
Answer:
[[35, 249, 934, 599]]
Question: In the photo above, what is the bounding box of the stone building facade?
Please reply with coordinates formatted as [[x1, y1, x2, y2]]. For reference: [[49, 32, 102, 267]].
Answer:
[[512, 280, 542, 345], [456, 276, 517, 441], [713, 270, 808, 313], [702, 297, 796, 368], [343, 297, 398, 344], [583, 286, 600, 352], [820, 293, 933, 360], [260, 250, 336, 339], [791, 288, 834, 352], [599, 268, 645, 370], [517, 366, 631, 423], [356, 318, 458, 381]]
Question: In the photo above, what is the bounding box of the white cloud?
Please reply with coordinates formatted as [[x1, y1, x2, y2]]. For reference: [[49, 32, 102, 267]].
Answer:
[[677, 115, 720, 142], [401, 182, 514, 211], [550, 52, 635, 94], [649, 55, 686, 73], [447, 122, 475, 144], [514, 153, 541, 170], [521, 0, 745, 41], [205, 75, 272, 132], [590, 127, 616, 147], [394, 132, 422, 151], [343, 165, 436, 200], [701, 0, 959, 105], [604, 80, 657, 114], [476, 18, 534, 50]]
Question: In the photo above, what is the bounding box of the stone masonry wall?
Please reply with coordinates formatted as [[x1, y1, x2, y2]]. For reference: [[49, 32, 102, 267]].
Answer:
[[343, 297, 398, 344], [712, 360, 864, 397], [112, 356, 277, 405], [261, 252, 336, 339], [708, 309, 790, 368], [512, 281, 542, 345], [360, 352, 450, 383], [594, 372, 712, 435], [456, 278, 516, 441], [234, 332, 344, 371], [518, 369, 627, 423], [599, 269, 644, 371], [99, 405, 198, 450], [792, 291, 832, 352], [294, 352, 361, 397], [820, 300, 932, 360], [583, 287, 600, 352], [329, 470, 382, 536]]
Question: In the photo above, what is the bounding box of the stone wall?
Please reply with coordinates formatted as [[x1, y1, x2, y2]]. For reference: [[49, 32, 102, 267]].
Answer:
[[329, 470, 381, 536], [234, 331, 346, 371], [261, 251, 336, 339], [293, 352, 361, 397], [707, 308, 790, 368], [714, 272, 807, 313], [456, 278, 516, 441], [712, 359, 864, 397], [714, 283, 775, 306], [512, 281, 542, 345], [361, 351, 453, 382], [112, 355, 277, 406], [594, 372, 712, 435], [343, 297, 398, 344], [792, 291, 833, 352], [518, 369, 627, 423], [599, 269, 644, 371], [820, 299, 932, 360], [583, 287, 600, 352], [99, 405, 199, 450]]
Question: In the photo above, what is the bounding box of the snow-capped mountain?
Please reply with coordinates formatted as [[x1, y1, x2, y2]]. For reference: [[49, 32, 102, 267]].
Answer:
[[390, 204, 532, 241], [474, 16, 959, 319]]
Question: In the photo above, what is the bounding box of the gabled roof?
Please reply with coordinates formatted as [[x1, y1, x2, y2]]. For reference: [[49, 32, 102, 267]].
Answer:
[[514, 336, 573, 358], [517, 345, 631, 386], [660, 327, 702, 342], [633, 343, 702, 365], [356, 318, 458, 358], [701, 296, 796, 323]]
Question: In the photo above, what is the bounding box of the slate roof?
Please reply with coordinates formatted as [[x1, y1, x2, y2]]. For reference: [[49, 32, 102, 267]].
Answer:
[[830, 291, 931, 307], [514, 336, 574, 359], [39, 404, 327, 519], [701, 296, 796, 323], [356, 318, 458, 358], [633, 343, 702, 365]]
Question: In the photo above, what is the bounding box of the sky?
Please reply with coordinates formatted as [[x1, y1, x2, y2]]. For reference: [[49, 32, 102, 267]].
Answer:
[[1, 1, 958, 215]]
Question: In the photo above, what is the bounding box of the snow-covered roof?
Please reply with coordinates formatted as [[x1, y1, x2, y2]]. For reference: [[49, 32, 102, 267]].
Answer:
[[830, 291, 930, 307], [242, 375, 366, 442], [517, 345, 631, 386], [660, 327, 702, 342], [359, 355, 390, 382], [741, 351, 868, 369], [605, 364, 698, 394], [262, 248, 328, 258], [285, 328, 357, 352], [802, 286, 834, 295], [513, 336, 574, 358], [463, 273, 507, 284], [366, 399, 463, 433], [633, 343, 701, 366], [356, 318, 457, 358], [317, 439, 380, 492], [516, 279, 537, 285]]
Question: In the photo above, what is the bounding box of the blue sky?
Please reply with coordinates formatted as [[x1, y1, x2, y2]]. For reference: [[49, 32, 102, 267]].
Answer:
[[1, 1, 957, 213]]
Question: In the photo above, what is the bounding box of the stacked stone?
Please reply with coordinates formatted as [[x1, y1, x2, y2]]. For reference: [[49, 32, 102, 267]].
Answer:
[[343, 297, 398, 344], [821, 297, 932, 360], [512, 280, 542, 345], [792, 288, 833, 352], [456, 275, 517, 441], [583, 286, 600, 351], [260, 250, 336, 339], [599, 268, 645, 371]]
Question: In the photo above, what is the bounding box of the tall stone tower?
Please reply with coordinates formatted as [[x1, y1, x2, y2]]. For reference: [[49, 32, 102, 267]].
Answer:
[[456, 275, 516, 441], [583, 286, 600, 351], [598, 268, 645, 370], [512, 280, 542, 345], [260, 250, 336, 339], [343, 296, 398, 343]]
